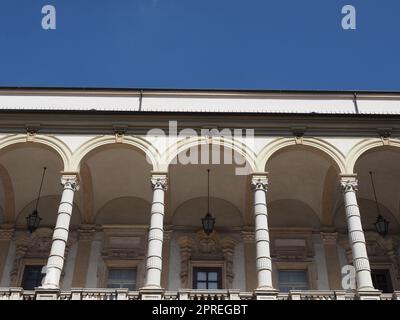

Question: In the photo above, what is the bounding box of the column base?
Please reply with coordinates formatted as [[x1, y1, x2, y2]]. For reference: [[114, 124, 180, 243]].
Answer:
[[254, 288, 279, 300], [39, 283, 59, 290], [35, 288, 60, 300], [139, 287, 165, 300], [393, 291, 400, 300], [357, 289, 382, 300]]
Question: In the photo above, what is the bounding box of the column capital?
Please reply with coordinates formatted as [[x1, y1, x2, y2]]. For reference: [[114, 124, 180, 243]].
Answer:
[[251, 173, 269, 191], [0, 225, 14, 241], [320, 232, 338, 245], [241, 231, 255, 243], [163, 229, 173, 241], [150, 172, 168, 191], [77, 224, 96, 241], [340, 174, 358, 192], [61, 172, 80, 191]]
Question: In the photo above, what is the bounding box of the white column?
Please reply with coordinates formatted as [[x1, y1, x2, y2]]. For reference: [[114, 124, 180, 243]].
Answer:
[[144, 173, 168, 289], [251, 174, 273, 290], [42, 173, 79, 289], [340, 174, 374, 291]]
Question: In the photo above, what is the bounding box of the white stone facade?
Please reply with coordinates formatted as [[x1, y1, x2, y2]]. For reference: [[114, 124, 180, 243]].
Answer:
[[0, 88, 399, 300]]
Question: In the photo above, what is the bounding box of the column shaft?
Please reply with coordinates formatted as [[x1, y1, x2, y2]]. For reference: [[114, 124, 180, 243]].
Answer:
[[340, 175, 374, 291], [251, 174, 273, 290], [42, 174, 79, 289], [144, 173, 167, 288]]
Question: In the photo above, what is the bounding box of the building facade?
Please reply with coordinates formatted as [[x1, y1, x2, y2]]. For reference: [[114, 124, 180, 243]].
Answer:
[[0, 88, 399, 300]]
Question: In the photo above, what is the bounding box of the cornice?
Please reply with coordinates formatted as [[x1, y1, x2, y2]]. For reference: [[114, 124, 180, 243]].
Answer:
[[0, 112, 400, 137]]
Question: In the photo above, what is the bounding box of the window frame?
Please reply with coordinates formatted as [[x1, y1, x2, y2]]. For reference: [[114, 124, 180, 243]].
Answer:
[[18, 259, 47, 290], [189, 260, 226, 289], [273, 261, 316, 291], [277, 269, 309, 292], [99, 259, 142, 290], [192, 267, 222, 290], [106, 267, 138, 291], [370, 264, 397, 293]]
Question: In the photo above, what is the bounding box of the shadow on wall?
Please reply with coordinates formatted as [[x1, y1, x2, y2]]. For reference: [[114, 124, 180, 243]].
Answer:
[[268, 199, 321, 229], [172, 197, 243, 227], [95, 196, 151, 225], [15, 195, 82, 227]]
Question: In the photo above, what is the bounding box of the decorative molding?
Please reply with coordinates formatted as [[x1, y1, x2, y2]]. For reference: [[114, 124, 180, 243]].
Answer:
[[0, 226, 14, 241], [10, 228, 77, 286], [177, 231, 237, 289], [378, 128, 392, 144], [61, 172, 80, 191], [113, 125, 128, 143], [241, 231, 255, 243], [163, 230, 173, 242], [101, 229, 147, 263], [150, 173, 168, 191], [196, 231, 219, 255], [250, 174, 268, 191], [25, 124, 40, 142], [320, 232, 338, 245], [220, 237, 237, 288], [270, 229, 314, 260], [177, 236, 194, 289], [340, 174, 358, 192], [77, 225, 96, 241]]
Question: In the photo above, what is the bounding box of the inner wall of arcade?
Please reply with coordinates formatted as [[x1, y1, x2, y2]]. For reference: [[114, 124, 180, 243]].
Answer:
[[1, 130, 399, 292]]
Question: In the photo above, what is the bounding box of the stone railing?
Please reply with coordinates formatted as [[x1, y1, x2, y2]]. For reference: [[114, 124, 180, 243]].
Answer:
[[0, 287, 399, 300], [177, 289, 240, 300]]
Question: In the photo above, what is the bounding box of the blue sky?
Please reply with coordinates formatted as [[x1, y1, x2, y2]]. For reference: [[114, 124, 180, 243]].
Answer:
[[0, 0, 399, 91]]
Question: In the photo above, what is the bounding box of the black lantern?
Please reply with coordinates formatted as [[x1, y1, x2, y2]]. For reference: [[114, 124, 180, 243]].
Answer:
[[374, 214, 389, 238], [369, 171, 389, 237], [26, 167, 46, 233], [202, 169, 215, 235], [26, 209, 42, 233]]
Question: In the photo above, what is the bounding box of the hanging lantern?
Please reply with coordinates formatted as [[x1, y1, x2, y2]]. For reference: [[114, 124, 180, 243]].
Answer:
[[202, 169, 215, 235], [374, 214, 389, 238], [369, 171, 389, 237], [26, 209, 42, 233], [26, 167, 47, 233]]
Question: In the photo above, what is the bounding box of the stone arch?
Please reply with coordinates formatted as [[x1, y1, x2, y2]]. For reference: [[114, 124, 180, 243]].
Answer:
[[71, 135, 159, 172], [161, 136, 257, 173], [257, 137, 346, 173], [346, 138, 400, 173], [0, 134, 72, 171]]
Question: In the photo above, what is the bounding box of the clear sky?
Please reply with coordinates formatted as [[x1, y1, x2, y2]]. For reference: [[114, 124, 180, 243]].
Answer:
[[0, 0, 399, 91]]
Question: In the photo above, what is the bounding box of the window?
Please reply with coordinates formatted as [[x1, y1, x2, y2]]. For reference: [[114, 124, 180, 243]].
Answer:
[[193, 267, 222, 289], [21, 265, 45, 290], [107, 268, 137, 290], [371, 269, 393, 293], [278, 270, 308, 292]]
